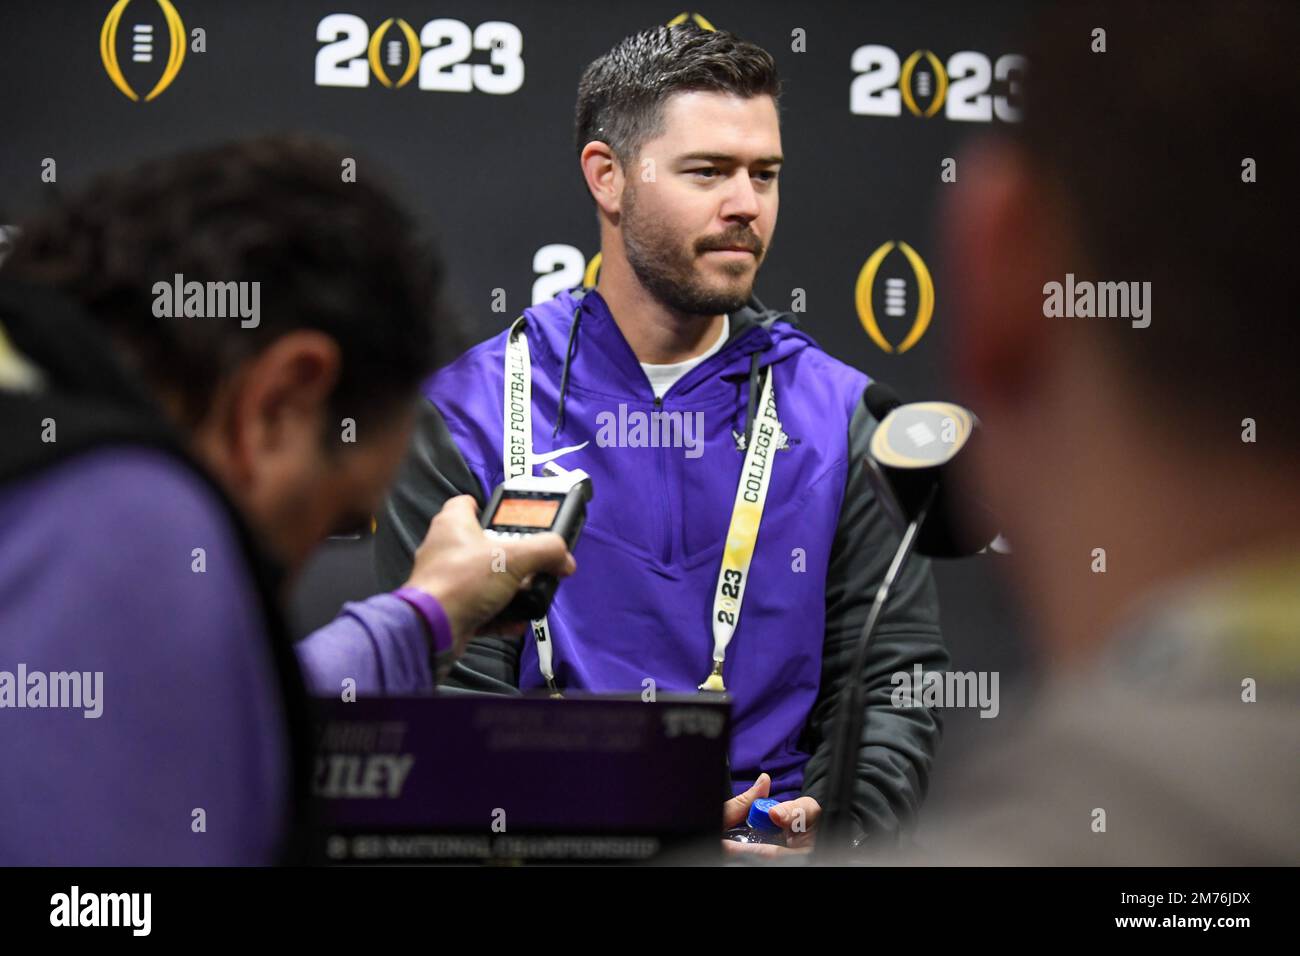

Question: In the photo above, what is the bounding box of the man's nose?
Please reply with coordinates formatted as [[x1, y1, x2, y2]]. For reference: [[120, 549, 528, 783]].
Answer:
[[720, 170, 762, 223]]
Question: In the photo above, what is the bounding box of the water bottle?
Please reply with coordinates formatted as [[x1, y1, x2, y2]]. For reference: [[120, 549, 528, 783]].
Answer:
[[724, 797, 786, 846]]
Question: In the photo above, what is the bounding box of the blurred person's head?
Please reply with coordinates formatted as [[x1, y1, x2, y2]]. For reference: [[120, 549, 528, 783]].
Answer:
[[944, 1, 1300, 666], [2, 136, 441, 574], [574, 25, 782, 317]]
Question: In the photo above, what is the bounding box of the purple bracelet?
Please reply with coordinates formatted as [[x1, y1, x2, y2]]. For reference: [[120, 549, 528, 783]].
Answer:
[[392, 587, 455, 655]]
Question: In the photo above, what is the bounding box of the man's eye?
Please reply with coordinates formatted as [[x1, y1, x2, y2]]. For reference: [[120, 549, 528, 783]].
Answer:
[[754, 170, 778, 183], [691, 167, 720, 178]]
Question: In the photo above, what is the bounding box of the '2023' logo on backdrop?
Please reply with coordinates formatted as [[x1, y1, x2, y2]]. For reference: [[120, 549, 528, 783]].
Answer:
[[315, 14, 523, 93], [851, 45, 1025, 122]]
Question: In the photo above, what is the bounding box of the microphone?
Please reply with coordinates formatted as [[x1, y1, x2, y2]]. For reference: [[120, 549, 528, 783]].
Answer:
[[817, 383, 999, 859], [862, 393, 998, 558], [863, 381, 903, 420]]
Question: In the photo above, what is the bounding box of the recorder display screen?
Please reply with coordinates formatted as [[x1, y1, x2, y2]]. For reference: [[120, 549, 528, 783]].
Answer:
[[491, 497, 560, 529]]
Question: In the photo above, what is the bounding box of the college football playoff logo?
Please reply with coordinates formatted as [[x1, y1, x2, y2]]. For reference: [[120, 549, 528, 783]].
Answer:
[[100, 0, 187, 102]]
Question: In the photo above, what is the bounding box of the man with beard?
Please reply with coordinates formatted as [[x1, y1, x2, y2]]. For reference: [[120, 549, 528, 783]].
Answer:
[[375, 25, 948, 855]]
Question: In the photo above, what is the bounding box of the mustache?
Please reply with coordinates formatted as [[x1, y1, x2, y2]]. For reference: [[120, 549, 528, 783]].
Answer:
[[696, 229, 764, 257]]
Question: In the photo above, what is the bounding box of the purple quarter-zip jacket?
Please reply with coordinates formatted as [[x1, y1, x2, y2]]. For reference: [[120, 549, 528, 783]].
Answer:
[[376, 288, 948, 836]]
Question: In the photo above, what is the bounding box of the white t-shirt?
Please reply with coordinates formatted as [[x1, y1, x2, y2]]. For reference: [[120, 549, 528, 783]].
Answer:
[[638, 316, 730, 400]]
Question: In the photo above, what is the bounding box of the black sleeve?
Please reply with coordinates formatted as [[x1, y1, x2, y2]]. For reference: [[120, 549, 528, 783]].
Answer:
[[797, 399, 949, 844], [373, 399, 522, 695]]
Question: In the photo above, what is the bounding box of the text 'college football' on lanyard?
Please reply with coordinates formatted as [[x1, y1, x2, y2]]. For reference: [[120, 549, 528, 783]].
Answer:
[[501, 315, 782, 696], [503, 317, 563, 697], [699, 365, 781, 693]]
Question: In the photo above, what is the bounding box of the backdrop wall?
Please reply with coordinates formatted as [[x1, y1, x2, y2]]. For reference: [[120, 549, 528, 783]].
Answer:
[[1, 0, 1039, 810]]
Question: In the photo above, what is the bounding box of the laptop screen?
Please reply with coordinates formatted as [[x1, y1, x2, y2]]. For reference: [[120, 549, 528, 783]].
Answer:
[[311, 693, 731, 864]]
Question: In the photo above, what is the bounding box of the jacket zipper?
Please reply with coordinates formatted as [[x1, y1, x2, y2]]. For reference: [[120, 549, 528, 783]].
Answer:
[[659, 326, 765, 404], [652, 325, 767, 564], [653, 394, 672, 564]]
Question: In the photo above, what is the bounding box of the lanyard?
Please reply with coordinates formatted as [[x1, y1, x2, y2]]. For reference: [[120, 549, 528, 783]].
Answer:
[[699, 364, 781, 692], [501, 315, 781, 696], [503, 317, 562, 697]]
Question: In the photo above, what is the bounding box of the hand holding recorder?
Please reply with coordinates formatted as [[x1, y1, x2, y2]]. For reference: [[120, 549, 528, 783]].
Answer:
[[401, 495, 578, 655]]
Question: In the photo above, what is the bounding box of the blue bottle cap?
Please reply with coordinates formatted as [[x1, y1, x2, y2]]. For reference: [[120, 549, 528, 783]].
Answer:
[[747, 797, 781, 831]]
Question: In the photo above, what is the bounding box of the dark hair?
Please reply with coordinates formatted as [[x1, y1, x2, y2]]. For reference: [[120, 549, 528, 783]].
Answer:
[[1012, 1, 1299, 446], [1, 134, 442, 437], [575, 24, 780, 168]]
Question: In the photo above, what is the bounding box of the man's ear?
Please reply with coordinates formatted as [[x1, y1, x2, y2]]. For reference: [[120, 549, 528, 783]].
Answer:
[[229, 330, 341, 470], [579, 141, 624, 217], [943, 139, 1072, 410]]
